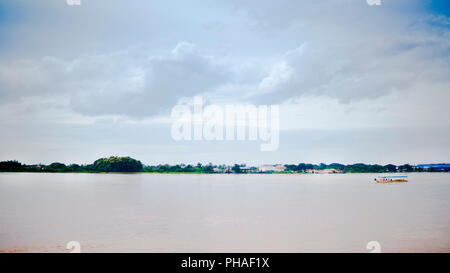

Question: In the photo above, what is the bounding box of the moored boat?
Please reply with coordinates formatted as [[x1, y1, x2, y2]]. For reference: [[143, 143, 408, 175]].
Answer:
[[375, 175, 408, 183]]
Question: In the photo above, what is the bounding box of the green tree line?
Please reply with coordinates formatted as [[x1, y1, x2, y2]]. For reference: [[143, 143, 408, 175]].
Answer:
[[283, 163, 419, 173], [0, 157, 446, 173], [0, 157, 143, 173]]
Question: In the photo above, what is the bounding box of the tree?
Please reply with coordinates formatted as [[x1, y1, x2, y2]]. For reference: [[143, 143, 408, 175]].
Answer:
[[398, 164, 413, 172], [47, 162, 68, 172], [0, 160, 23, 171], [68, 164, 82, 172], [368, 164, 384, 173], [297, 163, 307, 171], [384, 164, 397, 172], [344, 163, 369, 173], [328, 163, 345, 171], [232, 164, 241, 173], [285, 164, 298, 172], [203, 165, 214, 173], [91, 156, 143, 172]]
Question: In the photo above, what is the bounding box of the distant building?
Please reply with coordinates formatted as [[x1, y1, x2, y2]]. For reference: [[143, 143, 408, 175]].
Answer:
[[306, 169, 343, 174], [416, 164, 450, 171], [258, 164, 286, 173]]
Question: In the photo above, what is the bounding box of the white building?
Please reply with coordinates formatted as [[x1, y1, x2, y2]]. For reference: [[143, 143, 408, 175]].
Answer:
[[258, 164, 286, 172]]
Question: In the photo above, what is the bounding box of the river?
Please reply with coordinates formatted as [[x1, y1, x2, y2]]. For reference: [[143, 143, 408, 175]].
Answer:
[[0, 172, 448, 252]]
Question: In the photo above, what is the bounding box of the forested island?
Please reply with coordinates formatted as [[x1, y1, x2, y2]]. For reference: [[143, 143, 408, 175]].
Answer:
[[0, 156, 448, 173]]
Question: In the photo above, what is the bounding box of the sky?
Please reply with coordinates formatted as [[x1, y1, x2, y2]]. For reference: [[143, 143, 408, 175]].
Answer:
[[0, 0, 449, 166]]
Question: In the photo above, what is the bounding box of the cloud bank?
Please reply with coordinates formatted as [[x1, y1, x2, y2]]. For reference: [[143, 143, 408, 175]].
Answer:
[[0, 0, 449, 164]]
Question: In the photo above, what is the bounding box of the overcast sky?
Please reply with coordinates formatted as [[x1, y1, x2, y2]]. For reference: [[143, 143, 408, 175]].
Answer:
[[0, 0, 449, 165]]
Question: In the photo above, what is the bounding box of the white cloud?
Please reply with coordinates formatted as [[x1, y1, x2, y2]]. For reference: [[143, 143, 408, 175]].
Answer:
[[0, 42, 235, 118], [0, 0, 449, 163]]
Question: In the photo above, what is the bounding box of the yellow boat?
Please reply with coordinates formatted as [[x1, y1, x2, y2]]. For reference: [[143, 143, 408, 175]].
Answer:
[[375, 176, 408, 183]]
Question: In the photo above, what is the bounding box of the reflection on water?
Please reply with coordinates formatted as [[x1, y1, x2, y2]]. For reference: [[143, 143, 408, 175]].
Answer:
[[0, 173, 449, 252]]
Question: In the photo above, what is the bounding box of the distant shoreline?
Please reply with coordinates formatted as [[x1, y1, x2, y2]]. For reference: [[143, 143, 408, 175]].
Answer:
[[1, 156, 449, 174], [0, 171, 448, 175]]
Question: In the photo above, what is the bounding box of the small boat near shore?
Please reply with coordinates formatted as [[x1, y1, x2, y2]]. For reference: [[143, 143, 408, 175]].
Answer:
[[375, 175, 408, 183]]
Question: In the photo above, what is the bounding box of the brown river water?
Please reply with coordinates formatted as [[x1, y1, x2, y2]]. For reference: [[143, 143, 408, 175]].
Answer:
[[0, 172, 449, 252]]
